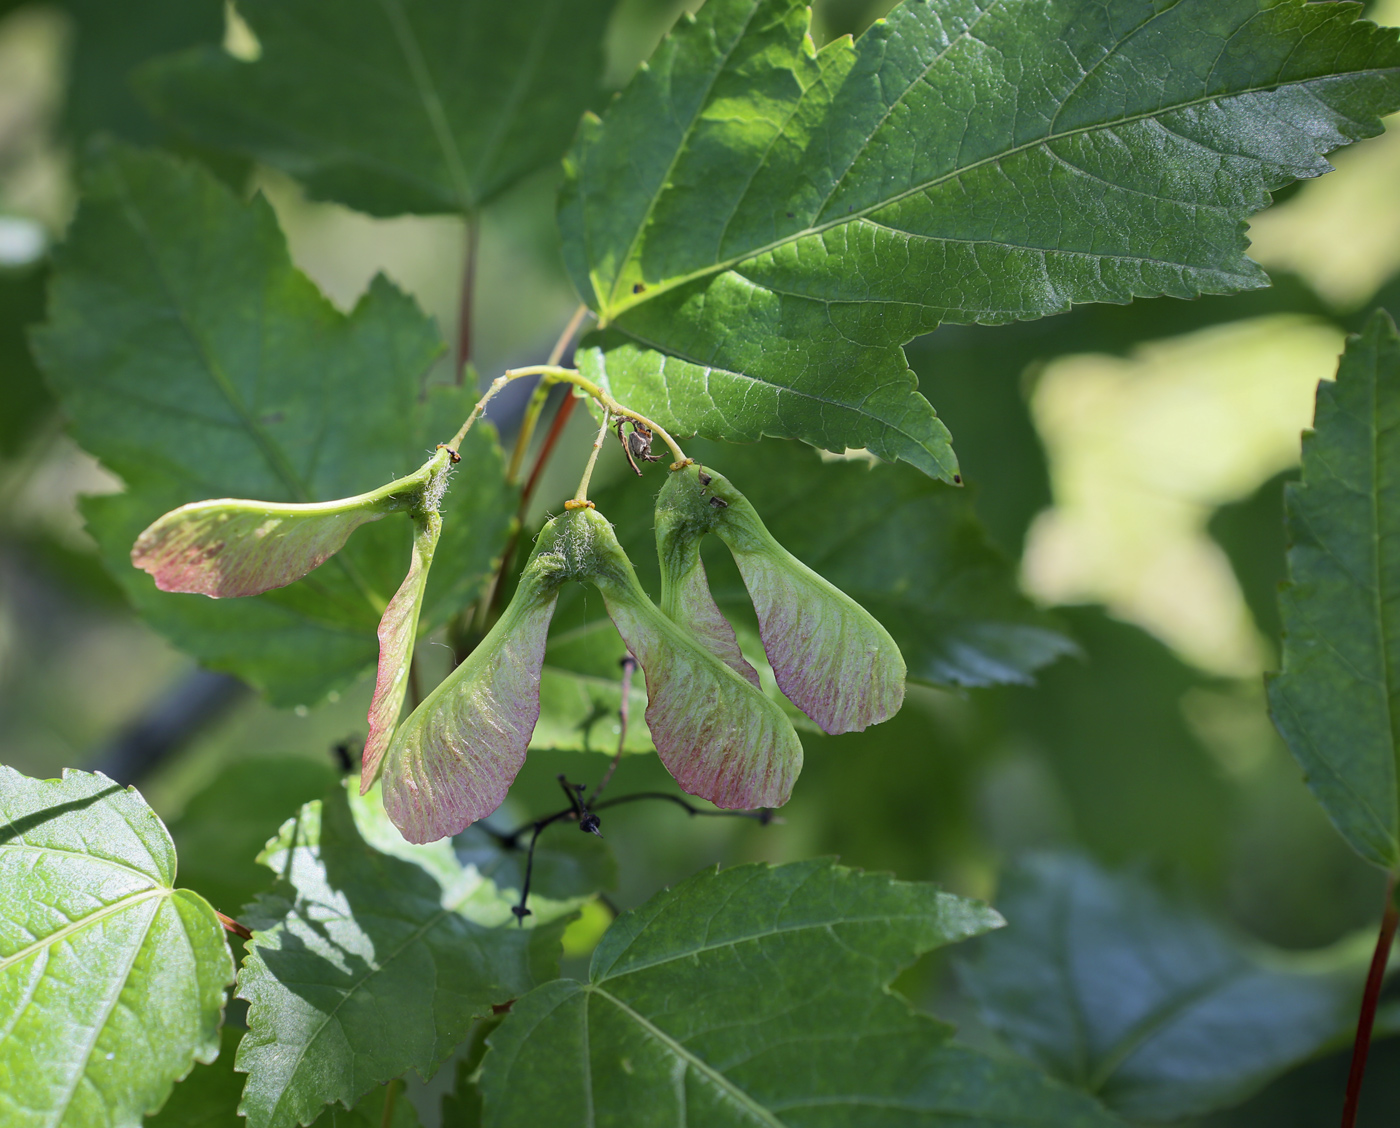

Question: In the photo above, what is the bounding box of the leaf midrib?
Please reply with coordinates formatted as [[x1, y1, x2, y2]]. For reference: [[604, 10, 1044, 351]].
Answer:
[[1084, 961, 1252, 1092], [599, 0, 767, 312], [375, 0, 475, 210], [50, 891, 166, 1123], [469, 0, 563, 200], [601, 68, 1396, 322], [0, 887, 168, 973], [594, 911, 941, 982], [590, 985, 786, 1127]]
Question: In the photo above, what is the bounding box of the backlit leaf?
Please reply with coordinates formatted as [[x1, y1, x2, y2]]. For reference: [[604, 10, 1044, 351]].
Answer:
[[0, 766, 233, 1128], [566, 0, 1400, 478]]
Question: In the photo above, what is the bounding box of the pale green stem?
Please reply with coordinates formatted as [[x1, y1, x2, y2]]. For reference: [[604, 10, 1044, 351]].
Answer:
[[571, 407, 612, 504], [448, 364, 687, 467]]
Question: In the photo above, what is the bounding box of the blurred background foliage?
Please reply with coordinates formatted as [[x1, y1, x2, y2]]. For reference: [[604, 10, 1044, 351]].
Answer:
[[3, 0, 1400, 1124]]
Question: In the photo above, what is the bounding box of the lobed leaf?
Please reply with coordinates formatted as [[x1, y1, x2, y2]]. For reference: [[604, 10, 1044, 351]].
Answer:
[[566, 0, 1400, 478], [480, 860, 1127, 1127], [962, 854, 1382, 1121], [235, 787, 564, 1128], [1268, 309, 1400, 871], [140, 0, 616, 216], [347, 781, 615, 926], [0, 766, 234, 1128], [33, 146, 513, 706]]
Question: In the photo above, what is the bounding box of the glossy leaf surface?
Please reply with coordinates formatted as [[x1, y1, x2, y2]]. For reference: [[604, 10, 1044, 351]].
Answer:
[[962, 854, 1378, 1121], [566, 0, 1400, 478], [0, 767, 233, 1128], [33, 146, 513, 706], [480, 860, 1128, 1127], [141, 0, 615, 215], [236, 787, 563, 1128], [1268, 310, 1400, 870]]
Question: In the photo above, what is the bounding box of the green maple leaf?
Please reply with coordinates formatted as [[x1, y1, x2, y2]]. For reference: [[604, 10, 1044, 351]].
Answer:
[[0, 766, 234, 1128], [962, 854, 1381, 1121], [1268, 309, 1400, 871], [139, 0, 616, 216], [32, 145, 514, 706], [563, 0, 1400, 480], [479, 860, 1128, 1127], [235, 786, 569, 1128]]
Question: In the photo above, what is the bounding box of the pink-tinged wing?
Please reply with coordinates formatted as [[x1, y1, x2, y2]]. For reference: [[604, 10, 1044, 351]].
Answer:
[[729, 544, 905, 734], [666, 553, 761, 688], [603, 589, 800, 811], [361, 514, 440, 790], [132, 499, 383, 597], [381, 591, 558, 844]]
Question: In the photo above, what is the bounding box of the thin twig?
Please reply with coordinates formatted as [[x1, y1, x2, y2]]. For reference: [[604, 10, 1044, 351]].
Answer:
[[1341, 874, 1399, 1127], [570, 408, 611, 503], [216, 911, 253, 941], [454, 214, 480, 384], [592, 792, 777, 824], [588, 655, 636, 806], [503, 305, 591, 486], [548, 303, 590, 367], [380, 1079, 400, 1128], [490, 783, 774, 922], [522, 390, 578, 511]]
